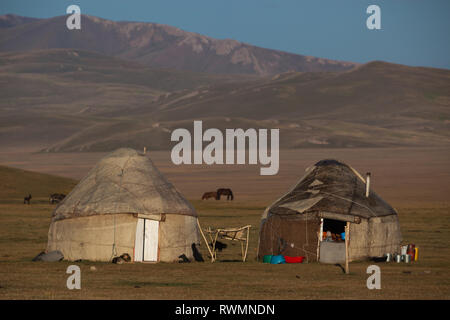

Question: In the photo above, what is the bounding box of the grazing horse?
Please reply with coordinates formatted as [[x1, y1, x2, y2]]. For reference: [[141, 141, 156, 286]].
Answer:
[[217, 188, 234, 201], [24, 194, 32, 204], [50, 193, 66, 204], [202, 191, 218, 200]]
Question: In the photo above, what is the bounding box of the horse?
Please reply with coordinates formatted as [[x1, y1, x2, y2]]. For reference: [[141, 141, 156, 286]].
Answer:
[[202, 191, 218, 200], [50, 193, 66, 204], [217, 188, 234, 201], [24, 194, 32, 204]]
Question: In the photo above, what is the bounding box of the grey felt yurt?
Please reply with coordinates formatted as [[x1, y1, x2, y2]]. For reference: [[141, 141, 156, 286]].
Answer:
[[47, 148, 200, 262], [258, 159, 401, 263]]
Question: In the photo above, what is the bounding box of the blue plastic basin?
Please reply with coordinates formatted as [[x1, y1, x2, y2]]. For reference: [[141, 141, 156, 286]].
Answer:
[[270, 255, 286, 264]]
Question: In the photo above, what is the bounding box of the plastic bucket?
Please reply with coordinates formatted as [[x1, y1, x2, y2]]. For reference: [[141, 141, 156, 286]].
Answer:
[[284, 256, 305, 263], [263, 255, 273, 263], [270, 255, 286, 264]]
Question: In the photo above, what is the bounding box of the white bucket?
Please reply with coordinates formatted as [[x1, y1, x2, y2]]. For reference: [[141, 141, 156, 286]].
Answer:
[[401, 245, 408, 256], [386, 253, 392, 262]]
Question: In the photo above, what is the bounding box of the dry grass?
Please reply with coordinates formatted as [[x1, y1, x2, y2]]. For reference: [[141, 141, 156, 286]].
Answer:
[[0, 148, 449, 299], [0, 200, 448, 300]]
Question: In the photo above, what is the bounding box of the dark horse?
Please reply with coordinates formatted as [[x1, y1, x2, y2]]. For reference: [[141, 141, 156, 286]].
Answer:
[[217, 188, 234, 201], [24, 194, 32, 204], [202, 191, 218, 200]]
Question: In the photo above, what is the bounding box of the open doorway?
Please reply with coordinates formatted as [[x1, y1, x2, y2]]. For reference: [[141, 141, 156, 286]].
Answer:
[[318, 218, 346, 263], [322, 219, 346, 242]]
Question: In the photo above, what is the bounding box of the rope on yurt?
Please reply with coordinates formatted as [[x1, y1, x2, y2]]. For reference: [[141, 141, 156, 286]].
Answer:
[[303, 215, 309, 263], [347, 176, 357, 215], [111, 216, 118, 260], [269, 213, 274, 254], [110, 162, 128, 261], [320, 191, 375, 214]]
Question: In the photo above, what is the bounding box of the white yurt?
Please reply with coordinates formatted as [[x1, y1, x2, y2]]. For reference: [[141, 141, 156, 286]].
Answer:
[[47, 148, 200, 262]]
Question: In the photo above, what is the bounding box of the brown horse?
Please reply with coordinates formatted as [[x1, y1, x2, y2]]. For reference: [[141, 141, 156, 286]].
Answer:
[[202, 191, 218, 200], [217, 188, 234, 201]]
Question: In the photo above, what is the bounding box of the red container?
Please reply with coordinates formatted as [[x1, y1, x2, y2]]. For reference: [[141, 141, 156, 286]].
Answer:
[[407, 244, 415, 262], [284, 256, 305, 263]]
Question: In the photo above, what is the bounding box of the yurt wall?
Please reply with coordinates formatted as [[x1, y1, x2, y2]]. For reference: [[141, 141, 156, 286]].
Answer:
[[47, 214, 137, 262], [368, 215, 402, 257], [159, 214, 200, 262], [346, 215, 402, 261], [258, 214, 320, 262]]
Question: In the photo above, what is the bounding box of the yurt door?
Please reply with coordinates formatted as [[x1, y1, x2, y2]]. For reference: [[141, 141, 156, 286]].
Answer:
[[134, 218, 159, 262]]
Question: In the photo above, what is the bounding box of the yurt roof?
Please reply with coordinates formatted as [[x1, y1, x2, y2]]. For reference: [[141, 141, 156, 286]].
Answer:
[[264, 159, 397, 220], [51, 148, 197, 221]]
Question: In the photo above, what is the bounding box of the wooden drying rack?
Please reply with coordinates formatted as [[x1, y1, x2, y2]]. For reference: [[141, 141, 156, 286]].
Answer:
[[197, 220, 251, 262]]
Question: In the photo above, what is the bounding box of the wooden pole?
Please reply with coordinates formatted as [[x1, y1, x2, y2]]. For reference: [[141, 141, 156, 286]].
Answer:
[[317, 218, 323, 261], [244, 226, 250, 262], [365, 172, 371, 197], [345, 222, 350, 274], [212, 231, 219, 262], [196, 219, 214, 263]]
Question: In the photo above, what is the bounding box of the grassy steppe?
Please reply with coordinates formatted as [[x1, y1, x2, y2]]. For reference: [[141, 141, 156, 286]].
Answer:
[[0, 194, 448, 299], [0, 165, 77, 202]]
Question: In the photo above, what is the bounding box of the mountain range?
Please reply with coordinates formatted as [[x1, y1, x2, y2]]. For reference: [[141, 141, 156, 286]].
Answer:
[[0, 14, 356, 76], [0, 14, 449, 152]]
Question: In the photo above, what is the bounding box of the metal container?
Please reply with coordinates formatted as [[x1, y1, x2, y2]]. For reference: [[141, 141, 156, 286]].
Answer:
[[386, 253, 392, 262]]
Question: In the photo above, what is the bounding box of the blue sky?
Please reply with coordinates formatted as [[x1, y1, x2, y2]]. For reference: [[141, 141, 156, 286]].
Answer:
[[1, 0, 449, 69]]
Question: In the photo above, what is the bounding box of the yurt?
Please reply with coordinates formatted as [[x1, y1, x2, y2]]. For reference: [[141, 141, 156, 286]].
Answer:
[[47, 148, 200, 262], [258, 159, 401, 263]]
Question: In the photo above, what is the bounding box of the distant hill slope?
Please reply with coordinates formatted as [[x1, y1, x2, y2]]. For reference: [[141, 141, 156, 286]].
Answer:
[[41, 61, 450, 151], [152, 61, 450, 122], [0, 49, 259, 148], [0, 14, 357, 76], [0, 165, 77, 200], [0, 47, 448, 151]]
